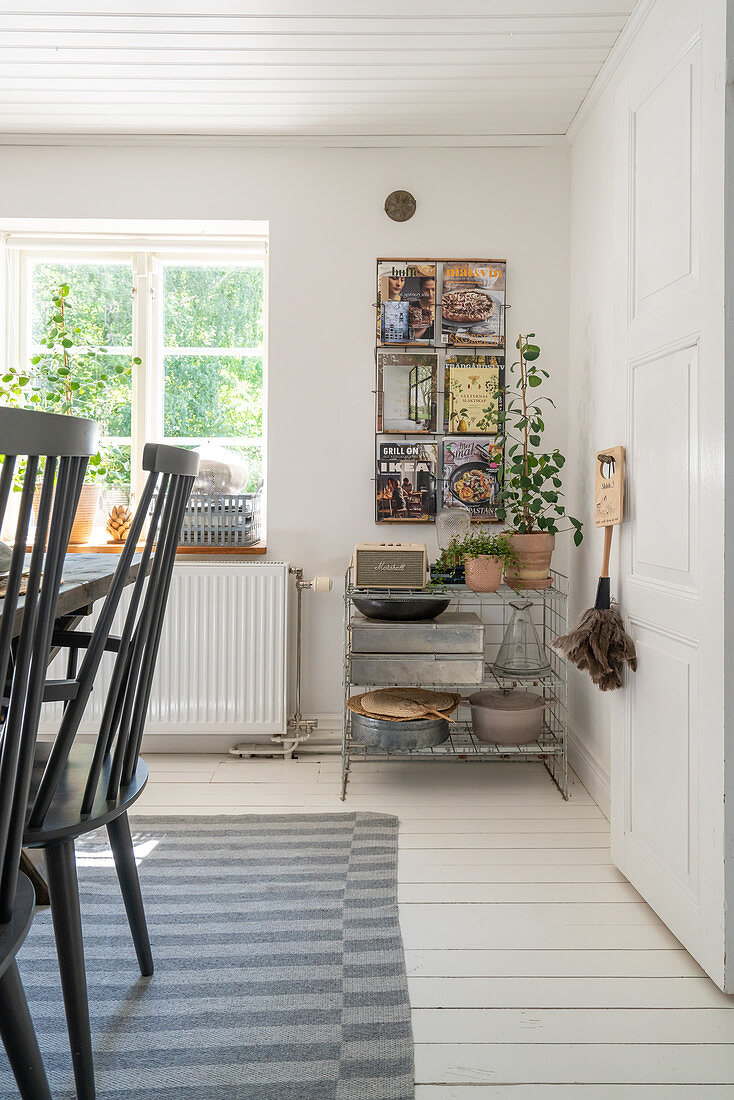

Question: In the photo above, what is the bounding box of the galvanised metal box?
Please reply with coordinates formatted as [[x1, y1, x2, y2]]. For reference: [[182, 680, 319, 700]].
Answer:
[[350, 612, 484, 655], [349, 652, 485, 686]]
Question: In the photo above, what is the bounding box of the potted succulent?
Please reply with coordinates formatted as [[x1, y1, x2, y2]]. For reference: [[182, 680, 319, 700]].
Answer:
[[495, 334, 583, 588], [439, 528, 519, 593], [1, 282, 139, 544]]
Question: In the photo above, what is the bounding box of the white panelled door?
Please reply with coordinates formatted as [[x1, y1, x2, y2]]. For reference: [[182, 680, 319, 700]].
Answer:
[[610, 0, 730, 988]]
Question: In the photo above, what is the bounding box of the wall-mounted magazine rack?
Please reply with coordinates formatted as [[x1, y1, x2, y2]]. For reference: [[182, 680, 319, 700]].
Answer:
[[373, 258, 509, 528]]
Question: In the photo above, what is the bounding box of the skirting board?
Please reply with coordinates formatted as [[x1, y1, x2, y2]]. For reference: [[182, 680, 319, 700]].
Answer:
[[142, 713, 342, 755], [39, 715, 342, 756], [567, 724, 611, 820]]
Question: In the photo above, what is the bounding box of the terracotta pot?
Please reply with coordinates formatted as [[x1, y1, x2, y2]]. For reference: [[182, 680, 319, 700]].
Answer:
[[506, 532, 555, 590], [68, 483, 101, 545], [464, 554, 503, 593], [35, 483, 101, 546]]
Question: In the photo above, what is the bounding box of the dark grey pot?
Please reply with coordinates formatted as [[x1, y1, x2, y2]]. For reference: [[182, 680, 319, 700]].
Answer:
[[352, 596, 451, 622], [349, 711, 450, 751]]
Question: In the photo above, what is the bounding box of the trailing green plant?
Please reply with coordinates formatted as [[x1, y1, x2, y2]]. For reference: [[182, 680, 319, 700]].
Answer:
[[433, 540, 466, 576], [437, 528, 520, 571], [0, 282, 141, 485], [495, 334, 583, 545]]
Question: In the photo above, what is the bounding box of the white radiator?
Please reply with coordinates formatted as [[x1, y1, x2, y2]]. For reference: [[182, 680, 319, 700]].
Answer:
[[40, 562, 289, 739]]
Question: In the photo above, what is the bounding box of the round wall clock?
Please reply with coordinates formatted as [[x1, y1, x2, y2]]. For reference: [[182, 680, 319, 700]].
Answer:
[[384, 190, 416, 222]]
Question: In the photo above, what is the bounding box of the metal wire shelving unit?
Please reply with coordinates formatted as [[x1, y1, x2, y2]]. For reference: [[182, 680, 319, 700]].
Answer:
[[341, 567, 569, 800]]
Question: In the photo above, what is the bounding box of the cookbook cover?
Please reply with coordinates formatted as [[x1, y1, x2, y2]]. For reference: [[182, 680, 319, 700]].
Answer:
[[376, 351, 438, 433], [443, 352, 503, 434], [441, 260, 506, 347], [377, 260, 436, 346], [376, 441, 438, 523], [442, 436, 502, 522]]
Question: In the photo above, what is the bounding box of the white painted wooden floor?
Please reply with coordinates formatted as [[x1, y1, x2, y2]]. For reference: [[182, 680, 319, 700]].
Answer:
[[131, 754, 734, 1096]]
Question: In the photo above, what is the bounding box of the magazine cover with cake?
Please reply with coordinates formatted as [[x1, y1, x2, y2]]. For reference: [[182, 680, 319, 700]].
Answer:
[[376, 441, 438, 523], [441, 260, 506, 347], [443, 352, 503, 434], [442, 437, 502, 522], [377, 260, 436, 345]]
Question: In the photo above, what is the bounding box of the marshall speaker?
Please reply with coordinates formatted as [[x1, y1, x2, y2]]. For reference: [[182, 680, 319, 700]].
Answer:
[[353, 543, 428, 589]]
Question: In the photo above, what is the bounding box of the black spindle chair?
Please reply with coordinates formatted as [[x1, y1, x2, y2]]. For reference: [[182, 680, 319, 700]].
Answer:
[[22, 442, 198, 1100], [0, 406, 98, 1100]]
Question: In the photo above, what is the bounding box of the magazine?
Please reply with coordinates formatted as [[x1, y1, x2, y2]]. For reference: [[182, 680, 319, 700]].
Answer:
[[377, 260, 436, 345], [376, 441, 438, 523], [377, 351, 438, 433], [443, 352, 503, 434], [441, 260, 506, 347], [442, 437, 502, 523]]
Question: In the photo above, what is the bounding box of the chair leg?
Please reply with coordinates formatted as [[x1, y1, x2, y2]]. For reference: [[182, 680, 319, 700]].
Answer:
[[45, 838, 95, 1100], [107, 813, 154, 977], [0, 959, 52, 1100]]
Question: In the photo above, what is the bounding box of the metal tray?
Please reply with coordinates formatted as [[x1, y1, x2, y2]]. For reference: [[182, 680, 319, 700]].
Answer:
[[350, 651, 485, 686], [350, 612, 484, 655]]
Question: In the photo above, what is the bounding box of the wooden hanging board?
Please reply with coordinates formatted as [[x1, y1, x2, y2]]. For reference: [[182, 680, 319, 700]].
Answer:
[[594, 445, 625, 527]]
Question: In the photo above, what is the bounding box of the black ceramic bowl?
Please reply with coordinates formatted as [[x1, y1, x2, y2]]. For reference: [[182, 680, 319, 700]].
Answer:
[[352, 596, 451, 622]]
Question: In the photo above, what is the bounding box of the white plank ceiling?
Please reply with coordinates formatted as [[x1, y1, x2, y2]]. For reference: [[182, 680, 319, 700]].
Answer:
[[0, 1, 637, 141]]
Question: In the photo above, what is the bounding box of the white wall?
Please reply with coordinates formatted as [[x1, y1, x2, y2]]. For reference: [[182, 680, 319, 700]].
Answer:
[[0, 144, 571, 723]]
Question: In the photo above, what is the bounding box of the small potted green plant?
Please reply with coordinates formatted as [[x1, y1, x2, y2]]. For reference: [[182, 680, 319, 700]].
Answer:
[[441, 528, 519, 593], [495, 334, 583, 588], [1, 282, 140, 544], [431, 539, 466, 584]]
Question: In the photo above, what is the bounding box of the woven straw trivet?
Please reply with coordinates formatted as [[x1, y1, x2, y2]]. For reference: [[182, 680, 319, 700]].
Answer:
[[377, 687, 456, 711], [361, 695, 425, 719], [347, 690, 460, 723]]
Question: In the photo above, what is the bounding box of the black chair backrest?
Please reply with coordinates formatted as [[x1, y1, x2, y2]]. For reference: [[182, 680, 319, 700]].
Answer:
[[29, 442, 199, 826], [0, 408, 97, 922]]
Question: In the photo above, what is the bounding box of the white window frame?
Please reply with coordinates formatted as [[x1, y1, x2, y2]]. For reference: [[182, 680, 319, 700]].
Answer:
[[1, 230, 268, 505]]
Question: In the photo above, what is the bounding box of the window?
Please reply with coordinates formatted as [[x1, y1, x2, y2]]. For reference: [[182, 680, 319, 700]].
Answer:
[[1, 229, 267, 532], [162, 263, 264, 492], [29, 258, 135, 494]]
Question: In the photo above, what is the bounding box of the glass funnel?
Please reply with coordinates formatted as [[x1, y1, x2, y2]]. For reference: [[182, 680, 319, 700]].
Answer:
[[493, 600, 551, 680]]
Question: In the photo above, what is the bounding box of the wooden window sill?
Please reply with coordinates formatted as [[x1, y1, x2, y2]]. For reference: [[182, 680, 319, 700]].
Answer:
[[63, 542, 268, 557]]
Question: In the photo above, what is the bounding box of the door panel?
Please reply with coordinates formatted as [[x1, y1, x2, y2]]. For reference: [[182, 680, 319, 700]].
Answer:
[[628, 339, 698, 592], [610, 0, 729, 990], [631, 43, 699, 316], [625, 620, 699, 903]]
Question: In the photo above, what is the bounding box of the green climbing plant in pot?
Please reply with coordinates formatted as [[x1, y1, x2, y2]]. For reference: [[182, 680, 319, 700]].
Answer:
[[0, 282, 140, 544], [495, 334, 583, 589], [442, 528, 520, 593]]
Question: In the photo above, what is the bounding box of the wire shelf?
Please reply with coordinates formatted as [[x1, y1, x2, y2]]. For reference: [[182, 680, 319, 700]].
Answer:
[[346, 568, 568, 604], [341, 567, 569, 800], [347, 721, 563, 761]]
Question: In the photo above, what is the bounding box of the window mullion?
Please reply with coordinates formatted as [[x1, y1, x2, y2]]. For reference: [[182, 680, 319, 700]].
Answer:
[[131, 251, 163, 500]]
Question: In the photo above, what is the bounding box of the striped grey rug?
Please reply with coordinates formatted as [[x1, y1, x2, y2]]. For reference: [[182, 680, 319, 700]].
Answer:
[[2, 814, 414, 1100]]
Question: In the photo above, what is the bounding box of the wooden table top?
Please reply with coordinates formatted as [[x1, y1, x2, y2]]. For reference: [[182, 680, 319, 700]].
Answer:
[[5, 552, 143, 637]]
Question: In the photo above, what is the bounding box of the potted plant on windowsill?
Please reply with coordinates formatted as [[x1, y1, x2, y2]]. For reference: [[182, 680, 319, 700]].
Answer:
[[439, 528, 520, 593], [1, 282, 140, 545], [495, 334, 583, 588]]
